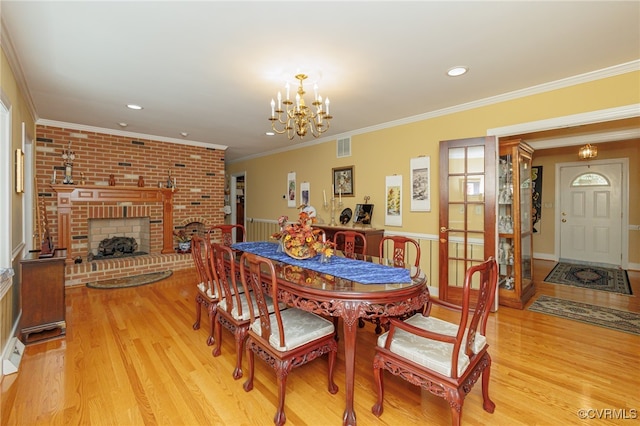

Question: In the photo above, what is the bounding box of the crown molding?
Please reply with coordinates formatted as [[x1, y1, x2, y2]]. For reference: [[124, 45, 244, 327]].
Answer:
[[488, 104, 640, 137], [36, 119, 228, 151]]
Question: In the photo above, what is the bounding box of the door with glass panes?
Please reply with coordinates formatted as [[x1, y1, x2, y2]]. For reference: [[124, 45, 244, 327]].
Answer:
[[439, 137, 496, 306]]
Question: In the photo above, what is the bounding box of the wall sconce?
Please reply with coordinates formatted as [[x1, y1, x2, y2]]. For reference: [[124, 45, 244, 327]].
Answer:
[[578, 144, 597, 160]]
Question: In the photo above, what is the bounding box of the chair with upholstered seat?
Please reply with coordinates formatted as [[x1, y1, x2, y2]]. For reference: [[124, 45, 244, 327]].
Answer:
[[333, 230, 367, 258], [210, 242, 283, 379], [371, 257, 498, 426], [208, 224, 245, 247], [191, 235, 218, 346], [379, 235, 421, 268], [240, 251, 338, 426]]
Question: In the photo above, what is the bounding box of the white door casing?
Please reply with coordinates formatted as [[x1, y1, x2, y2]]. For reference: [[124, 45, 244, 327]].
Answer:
[[558, 160, 626, 266]]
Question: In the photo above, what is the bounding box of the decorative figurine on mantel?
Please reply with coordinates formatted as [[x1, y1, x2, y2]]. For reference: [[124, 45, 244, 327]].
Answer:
[[137, 175, 145, 187], [62, 141, 75, 184], [109, 174, 116, 186], [166, 169, 174, 190]]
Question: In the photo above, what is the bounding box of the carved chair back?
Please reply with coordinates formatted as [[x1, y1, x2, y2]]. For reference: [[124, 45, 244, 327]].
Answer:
[[379, 235, 421, 268], [208, 224, 246, 247], [333, 230, 367, 258]]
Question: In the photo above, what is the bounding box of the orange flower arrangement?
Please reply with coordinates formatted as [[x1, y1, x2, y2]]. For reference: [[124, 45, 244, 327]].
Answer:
[[272, 208, 334, 260]]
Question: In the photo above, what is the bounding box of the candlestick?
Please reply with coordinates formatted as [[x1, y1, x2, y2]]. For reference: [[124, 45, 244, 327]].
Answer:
[[323, 190, 327, 204]]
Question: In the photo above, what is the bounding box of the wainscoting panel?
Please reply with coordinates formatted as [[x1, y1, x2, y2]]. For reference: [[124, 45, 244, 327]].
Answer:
[[1, 268, 15, 371]]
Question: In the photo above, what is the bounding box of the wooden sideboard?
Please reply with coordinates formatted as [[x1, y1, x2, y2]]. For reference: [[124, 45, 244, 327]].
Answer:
[[313, 225, 384, 257], [20, 248, 67, 344]]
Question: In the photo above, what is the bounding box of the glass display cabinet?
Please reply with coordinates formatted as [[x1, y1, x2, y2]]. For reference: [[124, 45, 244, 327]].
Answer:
[[498, 139, 535, 309]]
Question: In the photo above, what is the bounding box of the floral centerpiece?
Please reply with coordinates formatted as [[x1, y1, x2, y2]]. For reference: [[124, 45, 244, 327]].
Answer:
[[272, 208, 335, 260]]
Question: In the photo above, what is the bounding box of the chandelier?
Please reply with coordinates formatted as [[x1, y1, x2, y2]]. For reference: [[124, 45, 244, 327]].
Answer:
[[578, 143, 597, 160], [269, 73, 332, 139]]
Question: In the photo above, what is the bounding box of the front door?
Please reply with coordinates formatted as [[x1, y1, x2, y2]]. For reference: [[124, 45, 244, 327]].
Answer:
[[439, 137, 496, 305], [559, 162, 623, 266]]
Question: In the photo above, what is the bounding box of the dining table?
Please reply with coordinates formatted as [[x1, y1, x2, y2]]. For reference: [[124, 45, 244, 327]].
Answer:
[[231, 241, 429, 426]]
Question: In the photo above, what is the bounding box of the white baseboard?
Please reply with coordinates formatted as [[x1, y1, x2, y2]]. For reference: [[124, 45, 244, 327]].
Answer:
[[534, 252, 557, 261], [628, 262, 640, 272], [2, 337, 25, 376]]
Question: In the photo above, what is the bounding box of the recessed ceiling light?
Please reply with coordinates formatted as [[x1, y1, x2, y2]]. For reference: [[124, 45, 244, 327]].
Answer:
[[447, 66, 468, 77], [180, 132, 189, 137], [126, 104, 143, 110], [266, 132, 275, 136], [118, 122, 128, 127]]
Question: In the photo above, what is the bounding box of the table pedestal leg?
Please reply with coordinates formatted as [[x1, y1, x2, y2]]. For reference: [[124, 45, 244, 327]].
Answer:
[[341, 303, 359, 426]]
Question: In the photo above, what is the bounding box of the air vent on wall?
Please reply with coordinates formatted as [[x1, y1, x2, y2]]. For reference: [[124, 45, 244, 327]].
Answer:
[[337, 137, 351, 158]]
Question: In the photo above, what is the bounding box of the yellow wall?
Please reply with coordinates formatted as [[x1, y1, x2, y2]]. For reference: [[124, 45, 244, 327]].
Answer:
[[2, 49, 35, 250], [1, 46, 36, 356], [227, 71, 640, 265]]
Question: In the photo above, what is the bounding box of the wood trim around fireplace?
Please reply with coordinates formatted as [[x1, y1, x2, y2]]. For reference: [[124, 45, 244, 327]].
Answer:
[[51, 185, 176, 263]]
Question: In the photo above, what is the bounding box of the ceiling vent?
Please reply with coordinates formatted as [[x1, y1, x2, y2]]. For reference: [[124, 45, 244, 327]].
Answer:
[[337, 137, 351, 158]]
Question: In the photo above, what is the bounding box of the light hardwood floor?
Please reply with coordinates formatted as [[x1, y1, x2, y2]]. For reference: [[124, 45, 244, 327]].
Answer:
[[2, 260, 639, 425]]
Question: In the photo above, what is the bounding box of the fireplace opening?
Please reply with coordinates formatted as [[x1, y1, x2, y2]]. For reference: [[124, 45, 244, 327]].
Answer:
[[90, 236, 147, 260], [88, 217, 150, 261]]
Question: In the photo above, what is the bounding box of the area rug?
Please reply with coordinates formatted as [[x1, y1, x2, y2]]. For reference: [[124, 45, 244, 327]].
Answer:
[[86, 270, 173, 289], [528, 295, 640, 336], [543, 262, 632, 295]]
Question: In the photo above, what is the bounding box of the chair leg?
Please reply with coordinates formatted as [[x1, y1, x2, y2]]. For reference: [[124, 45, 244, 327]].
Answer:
[[447, 389, 463, 426], [232, 328, 247, 380], [206, 304, 216, 346], [212, 316, 222, 357], [327, 345, 339, 394], [481, 354, 496, 413], [193, 297, 202, 330], [274, 362, 289, 426], [371, 355, 385, 417], [242, 341, 255, 392]]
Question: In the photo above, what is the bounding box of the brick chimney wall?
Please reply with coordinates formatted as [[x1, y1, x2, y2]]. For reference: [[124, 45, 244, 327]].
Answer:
[[35, 125, 226, 285]]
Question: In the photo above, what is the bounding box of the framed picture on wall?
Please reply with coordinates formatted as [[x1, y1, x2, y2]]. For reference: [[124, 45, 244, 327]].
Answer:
[[332, 166, 354, 197], [15, 148, 24, 193]]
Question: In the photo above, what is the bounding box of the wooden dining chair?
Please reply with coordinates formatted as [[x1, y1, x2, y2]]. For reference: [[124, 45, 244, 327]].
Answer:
[[333, 230, 367, 258], [359, 235, 421, 335], [371, 257, 498, 426], [191, 235, 218, 346], [240, 252, 339, 426], [210, 242, 283, 379], [208, 223, 246, 247], [379, 235, 421, 268]]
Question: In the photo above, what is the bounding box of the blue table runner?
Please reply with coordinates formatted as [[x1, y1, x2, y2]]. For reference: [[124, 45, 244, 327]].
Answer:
[[231, 241, 411, 285]]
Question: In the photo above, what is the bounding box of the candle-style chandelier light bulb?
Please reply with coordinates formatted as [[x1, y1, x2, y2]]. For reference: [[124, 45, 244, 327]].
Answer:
[[268, 73, 333, 140]]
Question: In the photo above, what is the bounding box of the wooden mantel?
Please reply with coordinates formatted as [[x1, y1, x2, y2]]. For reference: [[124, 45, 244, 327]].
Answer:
[[51, 185, 176, 263]]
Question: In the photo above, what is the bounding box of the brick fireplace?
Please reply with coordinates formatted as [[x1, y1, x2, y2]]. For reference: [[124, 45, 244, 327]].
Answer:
[[35, 125, 226, 287], [51, 184, 195, 286]]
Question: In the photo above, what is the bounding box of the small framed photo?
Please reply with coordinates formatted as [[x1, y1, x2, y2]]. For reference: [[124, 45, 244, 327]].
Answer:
[[332, 166, 354, 197], [353, 204, 374, 225]]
